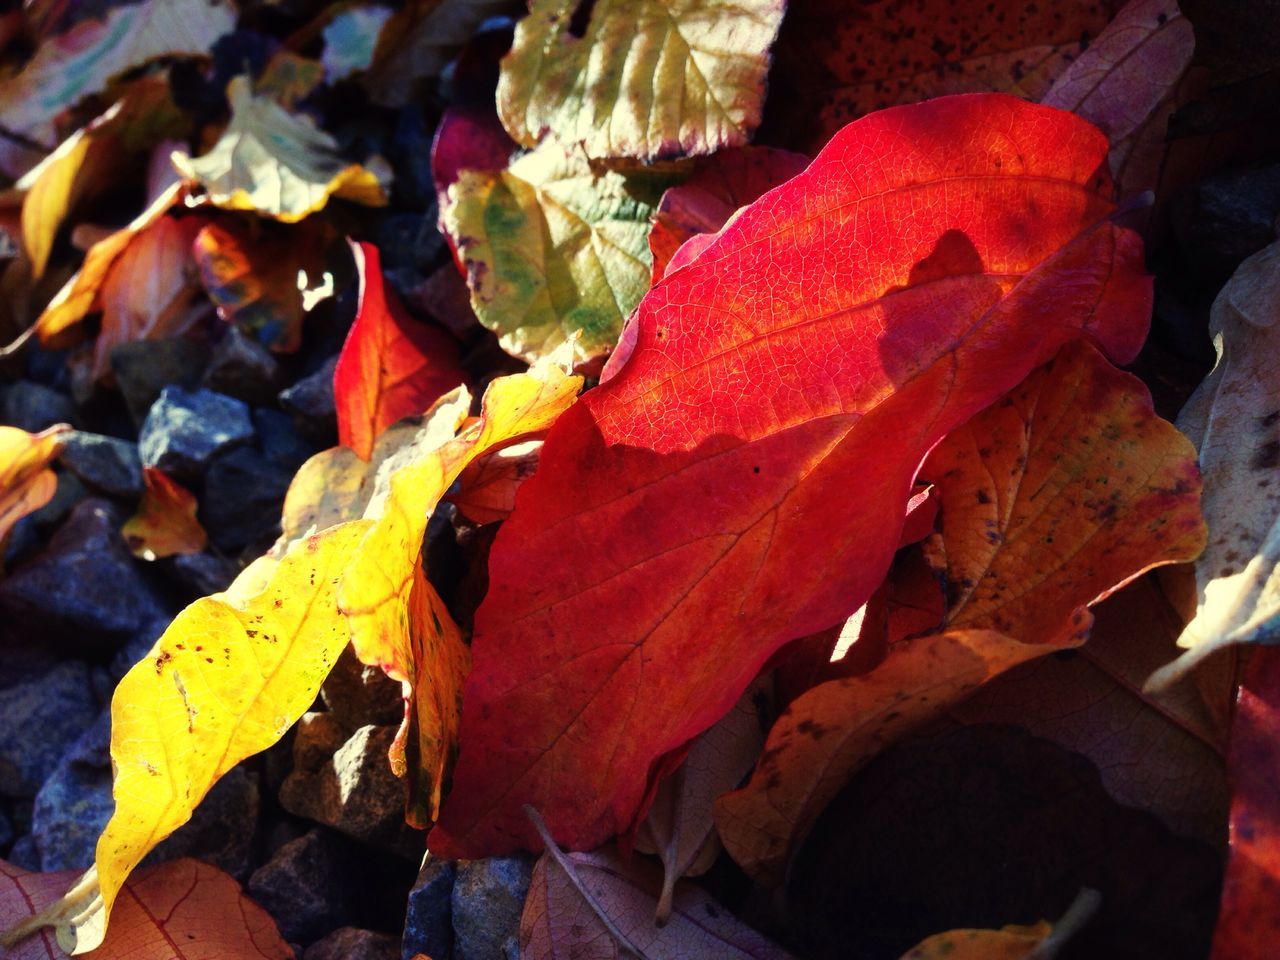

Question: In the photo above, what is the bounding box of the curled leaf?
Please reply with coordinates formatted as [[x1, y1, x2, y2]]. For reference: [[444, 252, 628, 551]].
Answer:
[[334, 241, 468, 460], [1152, 240, 1280, 686], [173, 76, 387, 221], [0, 424, 68, 546]]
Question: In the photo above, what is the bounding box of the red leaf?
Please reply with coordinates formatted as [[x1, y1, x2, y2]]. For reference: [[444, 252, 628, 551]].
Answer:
[[647, 146, 809, 282], [334, 241, 468, 461], [1211, 648, 1280, 959], [429, 94, 1152, 859]]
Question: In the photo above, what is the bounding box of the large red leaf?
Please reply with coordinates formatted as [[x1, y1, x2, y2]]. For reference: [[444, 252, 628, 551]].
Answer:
[[429, 94, 1152, 859], [334, 241, 468, 460]]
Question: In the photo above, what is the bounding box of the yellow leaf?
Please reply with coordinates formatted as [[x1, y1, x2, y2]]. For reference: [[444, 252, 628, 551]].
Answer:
[[172, 75, 387, 222], [0, 0, 234, 178], [0, 424, 68, 546], [19, 75, 188, 281], [339, 365, 582, 681], [442, 140, 674, 362], [33, 182, 185, 349], [42, 522, 369, 955], [498, 0, 786, 161]]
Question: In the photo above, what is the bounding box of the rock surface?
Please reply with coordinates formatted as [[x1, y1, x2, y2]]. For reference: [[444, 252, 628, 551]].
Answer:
[[322, 646, 405, 729], [278, 355, 338, 442], [203, 326, 281, 405], [280, 723, 414, 852], [402, 857, 455, 960], [0, 660, 97, 798], [451, 854, 534, 960], [58, 432, 144, 500], [200, 445, 294, 552], [31, 710, 112, 870], [0, 498, 169, 649], [110, 338, 208, 426], [152, 765, 260, 880], [248, 829, 354, 943], [138, 386, 254, 478], [304, 926, 399, 960], [0, 380, 77, 432]]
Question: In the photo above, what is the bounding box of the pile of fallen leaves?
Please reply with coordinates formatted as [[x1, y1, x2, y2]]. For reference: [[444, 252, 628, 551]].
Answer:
[[1, 0, 1279, 956]]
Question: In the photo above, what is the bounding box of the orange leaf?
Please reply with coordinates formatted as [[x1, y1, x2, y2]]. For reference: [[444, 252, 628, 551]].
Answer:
[[1042, 0, 1195, 200], [91, 215, 203, 380], [429, 94, 1151, 859], [0, 424, 68, 547], [122, 467, 206, 560], [920, 339, 1207, 643], [334, 241, 468, 460], [1211, 647, 1280, 960], [0, 858, 291, 959], [448, 440, 540, 525]]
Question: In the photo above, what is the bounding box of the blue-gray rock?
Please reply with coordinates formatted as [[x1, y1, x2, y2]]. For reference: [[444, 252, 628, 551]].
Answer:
[[59, 432, 144, 500], [110, 338, 208, 426], [32, 710, 112, 871], [0, 804, 13, 850], [254, 408, 320, 472], [1173, 163, 1280, 277], [304, 927, 399, 960], [200, 446, 293, 552], [0, 380, 77, 432], [451, 854, 534, 960], [249, 829, 354, 943], [0, 660, 97, 797], [0, 498, 170, 650], [8, 834, 39, 870], [278, 355, 338, 443], [403, 857, 455, 960], [150, 766, 260, 880], [27, 470, 85, 532], [203, 326, 281, 406], [139, 386, 254, 479], [160, 550, 239, 600], [109, 617, 170, 680]]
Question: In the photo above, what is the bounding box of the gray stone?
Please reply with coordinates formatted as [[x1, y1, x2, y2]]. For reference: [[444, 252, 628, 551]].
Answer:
[[0, 660, 97, 797], [279, 723, 413, 852], [8, 833, 38, 869], [161, 551, 239, 598], [304, 927, 399, 960], [31, 710, 113, 871], [402, 857, 455, 960], [59, 432, 144, 500], [248, 829, 353, 943], [200, 446, 293, 552], [151, 766, 260, 880], [26, 469, 85, 532], [139, 386, 254, 479], [278, 356, 338, 442], [451, 854, 534, 960], [1173, 163, 1280, 275], [322, 645, 404, 729], [0, 380, 77, 432], [110, 338, 208, 426], [253, 408, 320, 471], [203, 326, 281, 405], [109, 617, 169, 680], [0, 498, 169, 650]]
